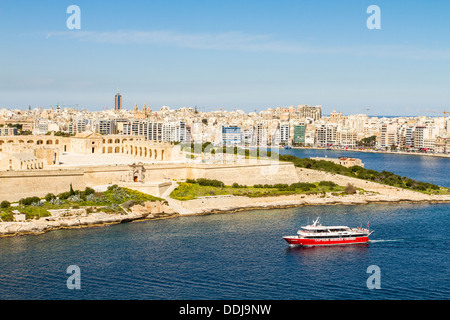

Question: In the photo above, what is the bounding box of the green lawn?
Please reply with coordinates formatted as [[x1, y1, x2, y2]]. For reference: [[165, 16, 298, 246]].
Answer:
[[170, 180, 350, 201]]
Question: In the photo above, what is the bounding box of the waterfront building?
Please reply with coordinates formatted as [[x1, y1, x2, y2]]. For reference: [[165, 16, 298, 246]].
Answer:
[[2, 98, 450, 154], [316, 123, 338, 147], [379, 123, 399, 149], [413, 126, 425, 149], [404, 126, 414, 149], [279, 123, 290, 144], [293, 124, 306, 144], [337, 130, 357, 148], [310, 156, 364, 168], [253, 123, 267, 146]]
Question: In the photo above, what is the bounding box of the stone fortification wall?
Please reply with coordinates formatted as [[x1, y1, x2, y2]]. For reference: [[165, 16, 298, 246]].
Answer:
[[195, 162, 299, 186], [0, 169, 86, 201], [0, 162, 299, 202]]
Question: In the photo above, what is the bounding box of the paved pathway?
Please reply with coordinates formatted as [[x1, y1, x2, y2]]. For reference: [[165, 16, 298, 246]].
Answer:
[[160, 181, 193, 215]]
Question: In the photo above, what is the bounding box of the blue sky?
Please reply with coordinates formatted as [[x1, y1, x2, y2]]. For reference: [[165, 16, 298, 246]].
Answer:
[[1, 0, 450, 115]]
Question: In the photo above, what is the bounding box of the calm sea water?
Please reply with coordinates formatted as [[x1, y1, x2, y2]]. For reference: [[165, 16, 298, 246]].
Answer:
[[0, 150, 448, 300]]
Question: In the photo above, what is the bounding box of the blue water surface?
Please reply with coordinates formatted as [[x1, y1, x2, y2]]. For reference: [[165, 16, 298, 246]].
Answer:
[[0, 150, 448, 300]]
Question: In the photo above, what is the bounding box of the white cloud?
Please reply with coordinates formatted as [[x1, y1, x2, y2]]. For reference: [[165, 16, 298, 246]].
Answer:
[[45, 30, 450, 59]]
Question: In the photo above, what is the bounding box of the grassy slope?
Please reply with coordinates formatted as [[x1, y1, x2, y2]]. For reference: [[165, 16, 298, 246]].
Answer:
[[170, 181, 350, 201], [0, 186, 164, 222], [278, 154, 450, 195]]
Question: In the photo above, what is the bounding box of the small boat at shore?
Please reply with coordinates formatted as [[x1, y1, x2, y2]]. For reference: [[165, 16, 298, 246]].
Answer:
[[283, 217, 373, 247]]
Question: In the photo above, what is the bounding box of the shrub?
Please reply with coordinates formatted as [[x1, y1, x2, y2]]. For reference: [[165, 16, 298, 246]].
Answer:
[[289, 182, 316, 191], [345, 183, 357, 194], [31, 201, 43, 207], [319, 181, 337, 187], [57, 191, 72, 200], [50, 198, 66, 206], [429, 184, 440, 190], [0, 200, 10, 209], [107, 184, 120, 192], [279, 154, 444, 192], [45, 193, 56, 202], [84, 187, 95, 195], [0, 212, 14, 222], [86, 193, 96, 202], [19, 196, 41, 206], [67, 195, 82, 203], [189, 178, 225, 188]]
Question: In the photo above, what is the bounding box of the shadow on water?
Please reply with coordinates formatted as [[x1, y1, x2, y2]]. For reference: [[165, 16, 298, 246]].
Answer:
[[285, 243, 370, 256], [284, 243, 371, 266]]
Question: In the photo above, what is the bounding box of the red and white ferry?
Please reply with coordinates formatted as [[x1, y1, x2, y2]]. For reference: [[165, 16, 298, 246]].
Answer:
[[283, 217, 373, 247]]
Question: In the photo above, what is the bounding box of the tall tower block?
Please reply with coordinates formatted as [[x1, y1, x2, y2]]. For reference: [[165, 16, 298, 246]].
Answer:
[[115, 92, 122, 110]]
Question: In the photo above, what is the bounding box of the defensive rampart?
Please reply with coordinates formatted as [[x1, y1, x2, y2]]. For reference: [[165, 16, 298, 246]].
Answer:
[[0, 161, 299, 202]]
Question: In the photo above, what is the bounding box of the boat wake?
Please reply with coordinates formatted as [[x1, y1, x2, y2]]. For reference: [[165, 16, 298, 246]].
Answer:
[[369, 239, 404, 243]]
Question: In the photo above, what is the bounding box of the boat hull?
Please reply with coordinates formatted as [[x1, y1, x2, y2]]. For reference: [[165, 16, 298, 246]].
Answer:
[[283, 236, 369, 246]]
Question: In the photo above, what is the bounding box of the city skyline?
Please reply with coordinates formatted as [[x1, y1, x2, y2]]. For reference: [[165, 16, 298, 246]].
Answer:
[[1, 1, 450, 115]]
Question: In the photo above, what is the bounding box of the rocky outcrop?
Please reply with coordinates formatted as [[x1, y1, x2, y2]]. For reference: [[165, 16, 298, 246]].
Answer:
[[0, 201, 177, 237]]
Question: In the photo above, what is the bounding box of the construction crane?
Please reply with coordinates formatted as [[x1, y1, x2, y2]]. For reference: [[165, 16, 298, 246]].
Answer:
[[424, 109, 449, 116], [424, 109, 450, 136]]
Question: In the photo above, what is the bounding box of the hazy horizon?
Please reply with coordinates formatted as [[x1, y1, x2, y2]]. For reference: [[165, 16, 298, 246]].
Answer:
[[1, 0, 450, 116]]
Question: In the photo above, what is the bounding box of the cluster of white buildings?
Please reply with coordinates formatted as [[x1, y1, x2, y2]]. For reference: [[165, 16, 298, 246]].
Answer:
[[1, 101, 450, 153]]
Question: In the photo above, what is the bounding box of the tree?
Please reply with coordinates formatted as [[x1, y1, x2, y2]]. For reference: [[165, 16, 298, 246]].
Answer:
[[69, 184, 76, 196], [0, 200, 10, 209], [357, 136, 377, 147], [45, 193, 56, 202], [345, 183, 357, 194]]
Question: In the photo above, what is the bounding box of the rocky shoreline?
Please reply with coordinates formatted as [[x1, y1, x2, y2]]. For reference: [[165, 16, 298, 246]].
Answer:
[[0, 202, 178, 238], [0, 211, 179, 238], [2, 189, 450, 238], [175, 192, 450, 216]]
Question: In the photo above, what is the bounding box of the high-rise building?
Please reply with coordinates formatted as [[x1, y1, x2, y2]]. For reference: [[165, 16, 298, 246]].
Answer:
[[293, 124, 306, 144], [380, 123, 398, 148], [97, 119, 118, 135], [253, 123, 267, 146], [413, 126, 425, 150], [279, 123, 290, 144], [316, 124, 338, 146], [33, 118, 49, 135], [221, 126, 241, 145], [296, 105, 322, 121], [122, 120, 190, 143], [115, 93, 122, 110]]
